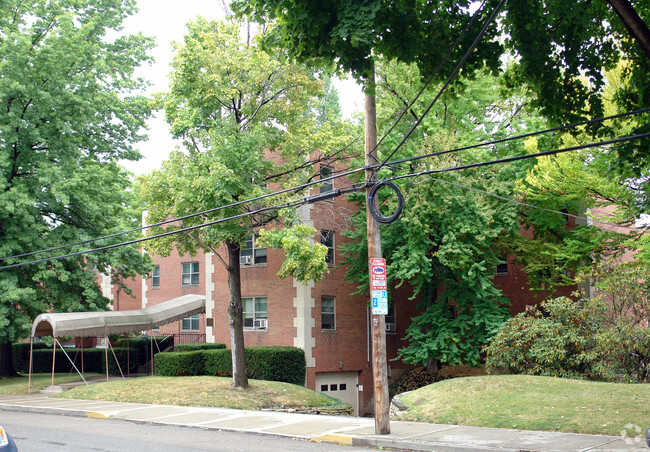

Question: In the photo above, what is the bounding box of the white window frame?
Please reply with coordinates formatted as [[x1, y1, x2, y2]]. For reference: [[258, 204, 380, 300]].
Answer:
[[321, 230, 335, 265], [320, 165, 333, 194], [321, 296, 335, 331], [182, 314, 200, 331], [182, 262, 199, 286], [241, 234, 267, 265], [152, 265, 160, 288], [243, 296, 268, 330]]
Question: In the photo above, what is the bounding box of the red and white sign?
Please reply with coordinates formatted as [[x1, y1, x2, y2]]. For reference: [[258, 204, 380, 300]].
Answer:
[[370, 258, 387, 291]]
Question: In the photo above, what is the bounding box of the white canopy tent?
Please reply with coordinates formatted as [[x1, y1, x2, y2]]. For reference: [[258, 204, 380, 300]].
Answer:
[[28, 294, 206, 393], [32, 294, 206, 338]]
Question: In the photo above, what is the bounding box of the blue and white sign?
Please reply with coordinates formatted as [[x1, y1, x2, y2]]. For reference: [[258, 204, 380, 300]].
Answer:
[[371, 289, 388, 315]]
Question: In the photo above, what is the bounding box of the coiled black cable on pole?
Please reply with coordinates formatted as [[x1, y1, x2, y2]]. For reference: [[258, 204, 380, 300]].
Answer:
[[368, 181, 404, 224]]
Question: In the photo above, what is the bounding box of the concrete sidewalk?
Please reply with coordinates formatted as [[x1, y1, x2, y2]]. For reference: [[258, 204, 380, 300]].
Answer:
[[0, 392, 646, 451]]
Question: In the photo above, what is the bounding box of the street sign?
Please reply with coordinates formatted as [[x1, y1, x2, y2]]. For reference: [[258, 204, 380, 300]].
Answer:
[[370, 258, 388, 315], [371, 289, 388, 315], [370, 258, 387, 291]]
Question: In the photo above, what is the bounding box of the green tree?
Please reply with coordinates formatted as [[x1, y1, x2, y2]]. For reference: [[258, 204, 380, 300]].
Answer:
[[341, 61, 546, 368], [139, 19, 330, 389], [0, 0, 154, 377]]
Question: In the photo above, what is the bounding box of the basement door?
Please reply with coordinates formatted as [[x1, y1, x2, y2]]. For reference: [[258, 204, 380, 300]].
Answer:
[[315, 371, 359, 416]]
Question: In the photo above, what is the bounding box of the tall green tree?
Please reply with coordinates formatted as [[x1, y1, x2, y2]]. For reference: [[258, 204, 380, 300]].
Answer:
[[342, 61, 542, 368], [0, 0, 154, 376], [139, 19, 331, 388]]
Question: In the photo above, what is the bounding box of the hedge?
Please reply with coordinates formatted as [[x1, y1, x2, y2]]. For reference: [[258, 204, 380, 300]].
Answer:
[[12, 342, 49, 373], [154, 350, 205, 376], [174, 343, 226, 352], [245, 347, 306, 385], [159, 346, 306, 385], [29, 347, 136, 375]]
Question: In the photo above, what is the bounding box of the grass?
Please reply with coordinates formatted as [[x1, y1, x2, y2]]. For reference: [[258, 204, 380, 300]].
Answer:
[[0, 373, 103, 395], [396, 374, 650, 436], [56, 376, 347, 411]]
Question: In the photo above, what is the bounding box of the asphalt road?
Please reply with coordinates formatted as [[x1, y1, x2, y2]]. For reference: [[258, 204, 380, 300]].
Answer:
[[0, 411, 376, 452]]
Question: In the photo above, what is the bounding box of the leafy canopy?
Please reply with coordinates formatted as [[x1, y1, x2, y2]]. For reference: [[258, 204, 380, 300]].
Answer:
[[0, 0, 154, 352]]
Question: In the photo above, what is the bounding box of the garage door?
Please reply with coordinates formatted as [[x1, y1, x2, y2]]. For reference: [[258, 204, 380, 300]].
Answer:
[[315, 371, 359, 416]]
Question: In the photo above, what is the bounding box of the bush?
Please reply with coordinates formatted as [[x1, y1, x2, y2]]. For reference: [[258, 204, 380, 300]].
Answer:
[[114, 336, 171, 366], [594, 323, 650, 382], [168, 346, 306, 385], [202, 349, 232, 376], [389, 367, 440, 397], [485, 297, 605, 380], [389, 365, 486, 397], [29, 347, 134, 375], [12, 342, 49, 373], [174, 343, 226, 352], [154, 350, 205, 376], [245, 346, 305, 385]]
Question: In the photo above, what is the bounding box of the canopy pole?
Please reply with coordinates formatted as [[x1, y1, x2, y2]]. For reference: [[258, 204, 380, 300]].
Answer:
[[27, 336, 34, 395], [150, 331, 154, 375], [51, 340, 56, 396], [105, 336, 109, 382], [108, 340, 125, 379], [126, 336, 130, 377], [55, 339, 88, 385]]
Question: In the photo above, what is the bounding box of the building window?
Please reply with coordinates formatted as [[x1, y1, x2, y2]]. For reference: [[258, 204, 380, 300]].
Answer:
[[496, 255, 508, 276], [321, 296, 335, 330], [241, 234, 267, 265], [182, 262, 199, 286], [182, 314, 200, 331], [152, 265, 160, 288], [321, 230, 334, 265], [320, 165, 333, 193], [243, 296, 267, 329]]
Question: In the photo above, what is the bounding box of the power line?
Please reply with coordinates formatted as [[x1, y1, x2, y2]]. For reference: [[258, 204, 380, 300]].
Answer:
[[388, 107, 650, 169], [3, 131, 648, 271], [417, 176, 639, 230], [373, 0, 507, 176], [3, 107, 648, 265], [366, 0, 489, 163], [0, 181, 367, 271], [0, 162, 368, 263], [390, 132, 650, 182]]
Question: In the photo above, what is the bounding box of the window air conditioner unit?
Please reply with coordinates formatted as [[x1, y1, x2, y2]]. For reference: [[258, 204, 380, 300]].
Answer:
[[385, 322, 396, 332], [253, 319, 268, 329], [240, 256, 252, 265]]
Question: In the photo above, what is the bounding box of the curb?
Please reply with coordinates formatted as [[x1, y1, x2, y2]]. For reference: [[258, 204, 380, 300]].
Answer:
[[311, 434, 353, 446]]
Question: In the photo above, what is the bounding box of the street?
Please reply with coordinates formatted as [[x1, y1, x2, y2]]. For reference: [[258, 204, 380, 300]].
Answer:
[[0, 411, 375, 452]]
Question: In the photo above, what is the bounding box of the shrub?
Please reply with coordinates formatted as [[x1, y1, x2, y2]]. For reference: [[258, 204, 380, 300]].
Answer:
[[155, 350, 205, 376], [389, 367, 440, 397], [115, 336, 171, 365], [12, 342, 49, 373], [202, 349, 232, 376], [594, 323, 650, 382], [245, 346, 306, 385], [172, 346, 306, 385], [485, 297, 605, 380], [174, 343, 226, 352], [29, 347, 134, 375]]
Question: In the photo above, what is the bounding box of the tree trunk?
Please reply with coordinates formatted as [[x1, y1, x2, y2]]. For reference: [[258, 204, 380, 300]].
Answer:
[[0, 341, 19, 378], [226, 240, 248, 388]]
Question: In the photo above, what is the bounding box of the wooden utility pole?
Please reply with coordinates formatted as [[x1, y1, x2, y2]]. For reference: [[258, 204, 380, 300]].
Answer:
[[364, 66, 390, 435]]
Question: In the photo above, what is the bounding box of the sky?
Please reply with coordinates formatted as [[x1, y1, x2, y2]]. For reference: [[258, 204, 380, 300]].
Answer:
[[121, 0, 363, 176]]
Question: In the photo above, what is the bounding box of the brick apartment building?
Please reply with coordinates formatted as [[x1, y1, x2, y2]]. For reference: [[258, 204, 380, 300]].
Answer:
[[104, 165, 582, 416]]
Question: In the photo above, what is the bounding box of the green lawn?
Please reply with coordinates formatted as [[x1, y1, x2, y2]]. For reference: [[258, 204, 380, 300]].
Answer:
[[57, 376, 348, 412], [0, 373, 103, 395], [396, 374, 650, 436]]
